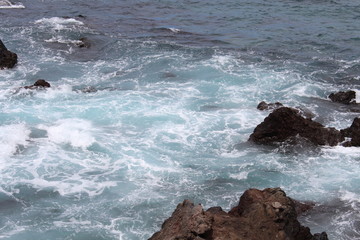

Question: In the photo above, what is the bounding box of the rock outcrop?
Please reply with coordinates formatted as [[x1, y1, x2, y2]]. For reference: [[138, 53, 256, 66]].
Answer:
[[24, 79, 51, 89], [149, 188, 328, 240], [249, 107, 343, 146], [257, 101, 284, 111], [341, 117, 360, 146], [329, 91, 356, 104], [0, 39, 17, 69]]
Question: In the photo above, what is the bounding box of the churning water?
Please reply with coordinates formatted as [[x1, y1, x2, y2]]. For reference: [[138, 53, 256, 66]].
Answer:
[[1, 0, 360, 239]]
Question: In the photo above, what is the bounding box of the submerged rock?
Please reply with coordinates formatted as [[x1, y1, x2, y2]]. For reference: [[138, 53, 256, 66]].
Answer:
[[249, 107, 343, 146], [329, 90, 356, 104], [257, 101, 283, 111], [149, 188, 327, 240], [0, 39, 18, 69], [24, 79, 51, 89], [81, 86, 97, 93]]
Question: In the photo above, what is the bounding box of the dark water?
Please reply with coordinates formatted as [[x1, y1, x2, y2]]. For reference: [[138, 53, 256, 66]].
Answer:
[[0, 0, 360, 239]]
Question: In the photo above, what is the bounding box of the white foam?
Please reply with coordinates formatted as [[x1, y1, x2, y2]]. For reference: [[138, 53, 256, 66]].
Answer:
[[21, 173, 117, 197], [34, 17, 84, 31], [169, 27, 181, 33], [39, 119, 96, 149], [355, 89, 360, 103], [229, 171, 250, 180], [0, 0, 24, 8], [339, 189, 359, 205], [44, 36, 84, 45], [0, 123, 30, 160], [322, 146, 360, 157]]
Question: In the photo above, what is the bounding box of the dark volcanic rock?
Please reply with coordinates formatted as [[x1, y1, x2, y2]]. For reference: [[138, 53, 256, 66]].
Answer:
[[0, 40, 18, 69], [257, 101, 283, 111], [24, 79, 51, 89], [149, 188, 328, 240], [329, 90, 356, 104], [249, 107, 343, 146], [341, 117, 360, 146], [33, 79, 51, 88]]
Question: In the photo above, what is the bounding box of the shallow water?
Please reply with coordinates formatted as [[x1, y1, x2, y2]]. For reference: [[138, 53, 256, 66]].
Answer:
[[0, 1, 360, 239]]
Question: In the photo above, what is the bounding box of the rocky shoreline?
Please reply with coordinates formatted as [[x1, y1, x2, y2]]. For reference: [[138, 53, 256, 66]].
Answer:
[[149, 188, 328, 240], [4, 38, 359, 240]]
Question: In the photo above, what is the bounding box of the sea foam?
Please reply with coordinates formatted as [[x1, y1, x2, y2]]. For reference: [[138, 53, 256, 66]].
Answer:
[[39, 119, 96, 149], [34, 17, 84, 31], [0, 0, 24, 8], [0, 123, 30, 160]]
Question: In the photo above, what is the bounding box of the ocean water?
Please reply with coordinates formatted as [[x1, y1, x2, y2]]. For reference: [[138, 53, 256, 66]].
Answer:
[[0, 0, 360, 239]]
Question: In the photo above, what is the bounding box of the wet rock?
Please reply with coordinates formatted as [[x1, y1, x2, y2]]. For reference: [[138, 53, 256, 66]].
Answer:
[[150, 200, 212, 240], [340, 117, 360, 146], [329, 90, 356, 104], [24, 79, 51, 89], [149, 188, 327, 240], [313, 232, 329, 240], [249, 107, 343, 146], [76, 37, 91, 48], [292, 199, 315, 215], [0, 39, 18, 69], [257, 101, 283, 111]]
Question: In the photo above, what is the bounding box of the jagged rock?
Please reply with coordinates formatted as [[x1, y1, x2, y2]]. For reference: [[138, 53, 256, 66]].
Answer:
[[0, 39, 17, 69], [340, 117, 360, 146], [249, 107, 343, 146], [257, 101, 283, 111], [329, 90, 356, 104], [24, 79, 51, 89], [150, 200, 212, 240], [149, 188, 328, 240]]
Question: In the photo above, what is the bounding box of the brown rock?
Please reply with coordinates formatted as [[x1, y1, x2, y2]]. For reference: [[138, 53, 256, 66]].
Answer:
[[0, 40, 17, 69], [149, 200, 212, 240], [292, 199, 315, 215], [149, 188, 328, 240], [249, 107, 343, 146], [340, 117, 360, 146], [329, 90, 356, 104]]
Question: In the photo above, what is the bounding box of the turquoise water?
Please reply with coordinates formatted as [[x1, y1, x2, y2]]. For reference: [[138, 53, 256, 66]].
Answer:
[[1, 1, 360, 239]]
